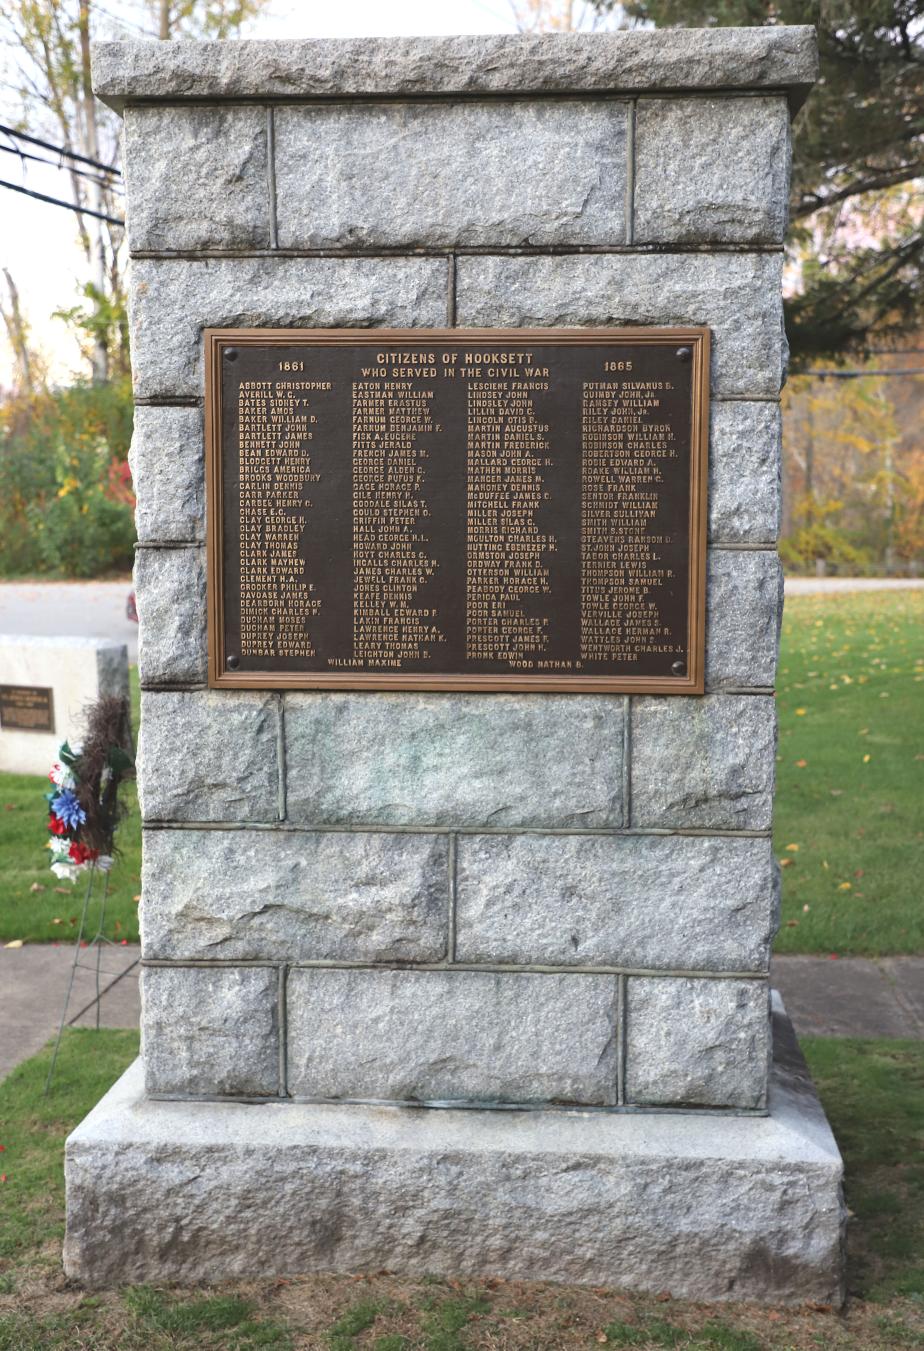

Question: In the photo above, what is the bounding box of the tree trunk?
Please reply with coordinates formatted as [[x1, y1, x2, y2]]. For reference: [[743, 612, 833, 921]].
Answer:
[[78, 0, 109, 383], [1, 268, 34, 394], [159, 0, 171, 39]]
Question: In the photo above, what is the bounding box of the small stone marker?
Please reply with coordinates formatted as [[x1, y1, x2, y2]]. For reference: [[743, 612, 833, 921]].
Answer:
[[0, 636, 128, 775], [65, 26, 846, 1306]]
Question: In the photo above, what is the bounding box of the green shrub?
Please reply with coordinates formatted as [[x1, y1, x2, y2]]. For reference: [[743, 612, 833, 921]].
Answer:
[[0, 377, 134, 578]]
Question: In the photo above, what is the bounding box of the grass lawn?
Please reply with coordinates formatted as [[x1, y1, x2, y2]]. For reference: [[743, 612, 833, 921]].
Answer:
[[0, 1031, 922, 1349], [774, 590, 924, 955], [0, 669, 141, 946]]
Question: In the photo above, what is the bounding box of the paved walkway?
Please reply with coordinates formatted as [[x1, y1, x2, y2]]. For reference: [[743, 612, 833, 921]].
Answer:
[[0, 580, 137, 661], [771, 956, 923, 1039], [0, 943, 141, 1080], [785, 577, 923, 595], [0, 947, 920, 1082]]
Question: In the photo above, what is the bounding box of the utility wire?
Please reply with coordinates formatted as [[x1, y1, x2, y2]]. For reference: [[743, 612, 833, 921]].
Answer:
[[0, 177, 123, 225], [0, 141, 123, 193], [0, 122, 120, 177]]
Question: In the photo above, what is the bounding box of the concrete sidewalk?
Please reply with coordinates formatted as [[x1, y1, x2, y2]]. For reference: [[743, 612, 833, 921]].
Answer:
[[1, 946, 921, 1083], [784, 577, 923, 594], [0, 943, 141, 1080]]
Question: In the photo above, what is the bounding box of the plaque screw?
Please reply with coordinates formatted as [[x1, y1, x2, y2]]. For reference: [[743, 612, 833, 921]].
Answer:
[[671, 660, 686, 676], [227, 655, 241, 670], [676, 347, 692, 363], [224, 347, 239, 362]]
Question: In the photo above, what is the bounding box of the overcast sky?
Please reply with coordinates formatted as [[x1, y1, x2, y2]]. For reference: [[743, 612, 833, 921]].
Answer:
[[1, 0, 617, 389]]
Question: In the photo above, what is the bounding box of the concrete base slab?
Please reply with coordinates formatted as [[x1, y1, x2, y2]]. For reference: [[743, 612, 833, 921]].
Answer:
[[63, 996, 845, 1305]]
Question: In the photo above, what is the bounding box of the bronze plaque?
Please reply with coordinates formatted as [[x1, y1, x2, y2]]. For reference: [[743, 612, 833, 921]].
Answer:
[[0, 684, 55, 732], [206, 328, 709, 693]]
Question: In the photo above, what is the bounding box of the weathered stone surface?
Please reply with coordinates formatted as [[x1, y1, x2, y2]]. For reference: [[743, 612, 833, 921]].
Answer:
[[286, 968, 618, 1105], [275, 100, 627, 249], [124, 105, 268, 253], [138, 690, 280, 822], [455, 253, 786, 397], [141, 828, 449, 962], [92, 29, 818, 111], [64, 1001, 845, 1303], [129, 257, 448, 399], [95, 642, 130, 705], [142, 965, 279, 1097], [455, 834, 775, 972], [625, 976, 770, 1108], [634, 97, 790, 244], [134, 547, 207, 686], [709, 401, 781, 544], [283, 692, 624, 828], [129, 404, 205, 544], [630, 695, 776, 830], [705, 549, 782, 690]]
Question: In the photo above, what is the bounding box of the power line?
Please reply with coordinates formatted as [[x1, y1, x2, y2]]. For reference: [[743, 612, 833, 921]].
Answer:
[[0, 122, 120, 177], [0, 177, 123, 225], [0, 140, 123, 194], [92, 1, 161, 37]]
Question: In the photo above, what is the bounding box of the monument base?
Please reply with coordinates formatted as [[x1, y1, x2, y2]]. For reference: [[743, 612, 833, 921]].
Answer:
[[64, 997, 845, 1305]]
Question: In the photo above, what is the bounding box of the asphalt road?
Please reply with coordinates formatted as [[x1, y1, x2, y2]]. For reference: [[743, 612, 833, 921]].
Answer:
[[0, 580, 138, 661]]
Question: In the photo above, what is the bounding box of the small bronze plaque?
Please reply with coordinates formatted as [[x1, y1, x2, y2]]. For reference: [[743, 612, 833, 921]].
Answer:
[[0, 684, 55, 733], [206, 328, 709, 693]]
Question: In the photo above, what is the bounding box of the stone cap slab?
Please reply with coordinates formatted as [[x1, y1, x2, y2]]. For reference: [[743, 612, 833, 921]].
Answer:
[[92, 28, 817, 115]]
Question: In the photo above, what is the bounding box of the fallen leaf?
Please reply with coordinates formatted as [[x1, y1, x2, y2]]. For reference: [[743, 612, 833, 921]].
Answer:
[[133, 894, 141, 903], [54, 887, 70, 894], [3, 804, 18, 811], [785, 920, 799, 928], [838, 882, 852, 892], [795, 759, 808, 768], [51, 918, 62, 925], [854, 869, 865, 879], [830, 789, 844, 797], [863, 754, 871, 763], [795, 708, 807, 716], [29, 882, 45, 893], [3, 940, 23, 949], [779, 857, 793, 868], [785, 843, 800, 852], [803, 904, 811, 912]]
